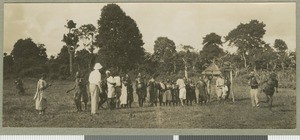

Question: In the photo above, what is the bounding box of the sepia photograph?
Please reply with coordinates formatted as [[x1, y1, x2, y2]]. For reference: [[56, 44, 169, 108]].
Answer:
[[2, 2, 296, 129]]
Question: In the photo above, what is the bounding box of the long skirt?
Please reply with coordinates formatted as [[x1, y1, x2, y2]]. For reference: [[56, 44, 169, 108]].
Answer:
[[120, 86, 128, 105], [35, 91, 47, 111], [199, 88, 207, 102], [35, 98, 47, 111], [165, 90, 172, 101], [89, 84, 99, 114], [149, 89, 157, 103], [161, 90, 166, 102]]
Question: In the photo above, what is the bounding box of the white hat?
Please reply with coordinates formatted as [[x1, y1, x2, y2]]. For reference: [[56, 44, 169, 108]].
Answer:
[[94, 63, 102, 70]]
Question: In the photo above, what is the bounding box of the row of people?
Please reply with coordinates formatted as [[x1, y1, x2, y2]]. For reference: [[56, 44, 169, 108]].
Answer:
[[32, 62, 278, 115]]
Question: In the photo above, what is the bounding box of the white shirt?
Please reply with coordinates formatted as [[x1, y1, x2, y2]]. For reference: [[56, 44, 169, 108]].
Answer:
[[89, 70, 101, 86], [216, 77, 225, 88], [107, 76, 115, 89], [176, 79, 185, 89], [114, 76, 121, 87]]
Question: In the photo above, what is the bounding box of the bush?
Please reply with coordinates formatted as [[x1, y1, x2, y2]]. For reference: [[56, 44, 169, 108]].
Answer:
[[59, 65, 70, 76], [49, 73, 59, 80], [19, 67, 45, 77]]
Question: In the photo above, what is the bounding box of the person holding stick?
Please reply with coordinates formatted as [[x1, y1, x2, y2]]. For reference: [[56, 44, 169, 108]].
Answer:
[[33, 73, 53, 115]]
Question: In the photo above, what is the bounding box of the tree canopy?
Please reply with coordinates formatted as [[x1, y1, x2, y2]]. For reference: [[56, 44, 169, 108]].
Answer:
[[11, 38, 48, 72], [225, 20, 266, 68], [95, 4, 145, 73]]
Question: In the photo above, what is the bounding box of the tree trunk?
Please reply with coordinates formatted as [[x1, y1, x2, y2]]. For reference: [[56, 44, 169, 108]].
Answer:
[[242, 53, 247, 68], [173, 61, 176, 74], [185, 65, 188, 79], [69, 52, 73, 75]]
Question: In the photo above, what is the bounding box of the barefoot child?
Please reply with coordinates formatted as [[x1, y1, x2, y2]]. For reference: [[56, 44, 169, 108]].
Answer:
[[14, 77, 25, 95]]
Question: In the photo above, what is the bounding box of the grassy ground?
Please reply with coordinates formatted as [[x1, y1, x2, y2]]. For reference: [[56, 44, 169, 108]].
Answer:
[[2, 78, 296, 128]]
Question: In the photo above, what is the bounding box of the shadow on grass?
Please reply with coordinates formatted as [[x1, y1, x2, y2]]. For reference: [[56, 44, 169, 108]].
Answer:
[[234, 97, 250, 101]]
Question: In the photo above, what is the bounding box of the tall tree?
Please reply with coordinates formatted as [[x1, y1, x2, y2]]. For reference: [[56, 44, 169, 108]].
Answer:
[[95, 4, 145, 72], [3, 53, 14, 74], [76, 24, 97, 53], [225, 20, 266, 68], [273, 39, 289, 70], [274, 39, 288, 53], [74, 24, 97, 69], [56, 45, 70, 65], [153, 37, 177, 74], [11, 38, 48, 72], [200, 33, 224, 67], [62, 20, 79, 75]]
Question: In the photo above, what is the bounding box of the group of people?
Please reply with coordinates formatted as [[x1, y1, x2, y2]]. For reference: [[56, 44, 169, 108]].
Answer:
[[31, 62, 279, 115]]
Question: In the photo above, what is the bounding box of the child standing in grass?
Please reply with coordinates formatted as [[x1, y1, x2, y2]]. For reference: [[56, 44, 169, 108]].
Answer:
[[33, 73, 52, 115], [66, 72, 88, 112], [14, 77, 25, 95]]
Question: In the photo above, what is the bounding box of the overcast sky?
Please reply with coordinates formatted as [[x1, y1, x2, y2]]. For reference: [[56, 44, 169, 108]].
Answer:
[[4, 3, 296, 56]]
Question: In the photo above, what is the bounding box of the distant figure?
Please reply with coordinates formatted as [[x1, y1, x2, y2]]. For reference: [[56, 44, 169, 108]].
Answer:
[[120, 76, 128, 108], [106, 70, 116, 110], [185, 79, 195, 106], [171, 81, 179, 106], [88, 63, 102, 115], [176, 76, 186, 106], [224, 76, 231, 100], [159, 80, 166, 106], [136, 73, 146, 107], [14, 77, 25, 95], [262, 72, 278, 109], [195, 75, 208, 105], [204, 75, 212, 102], [165, 79, 173, 106], [147, 76, 157, 106], [126, 75, 134, 108], [216, 74, 225, 102], [80, 78, 89, 111], [98, 78, 108, 109], [114, 74, 122, 109], [33, 73, 52, 115], [66, 72, 88, 112], [248, 72, 259, 107]]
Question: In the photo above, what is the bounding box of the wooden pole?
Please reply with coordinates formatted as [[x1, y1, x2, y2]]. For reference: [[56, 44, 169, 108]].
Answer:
[[230, 70, 234, 102]]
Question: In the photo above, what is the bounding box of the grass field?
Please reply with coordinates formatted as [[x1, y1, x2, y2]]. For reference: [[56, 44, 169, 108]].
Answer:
[[2, 78, 296, 128]]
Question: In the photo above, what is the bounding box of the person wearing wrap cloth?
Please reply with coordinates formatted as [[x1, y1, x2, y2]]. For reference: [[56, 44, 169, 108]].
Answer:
[[33, 73, 52, 115], [106, 70, 116, 110], [136, 73, 146, 107]]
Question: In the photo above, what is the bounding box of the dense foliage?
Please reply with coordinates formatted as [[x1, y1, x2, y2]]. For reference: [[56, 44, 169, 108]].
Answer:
[[3, 4, 296, 81]]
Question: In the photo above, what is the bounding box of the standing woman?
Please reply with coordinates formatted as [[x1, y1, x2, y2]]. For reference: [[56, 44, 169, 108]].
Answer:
[[106, 70, 116, 110], [136, 73, 146, 107], [126, 74, 134, 108], [147, 76, 157, 107], [205, 75, 212, 102], [196, 75, 208, 105], [171, 81, 179, 106], [176, 76, 186, 106], [33, 73, 52, 115], [120, 75, 128, 108], [160, 80, 166, 106], [88, 63, 103, 115], [165, 79, 173, 106]]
